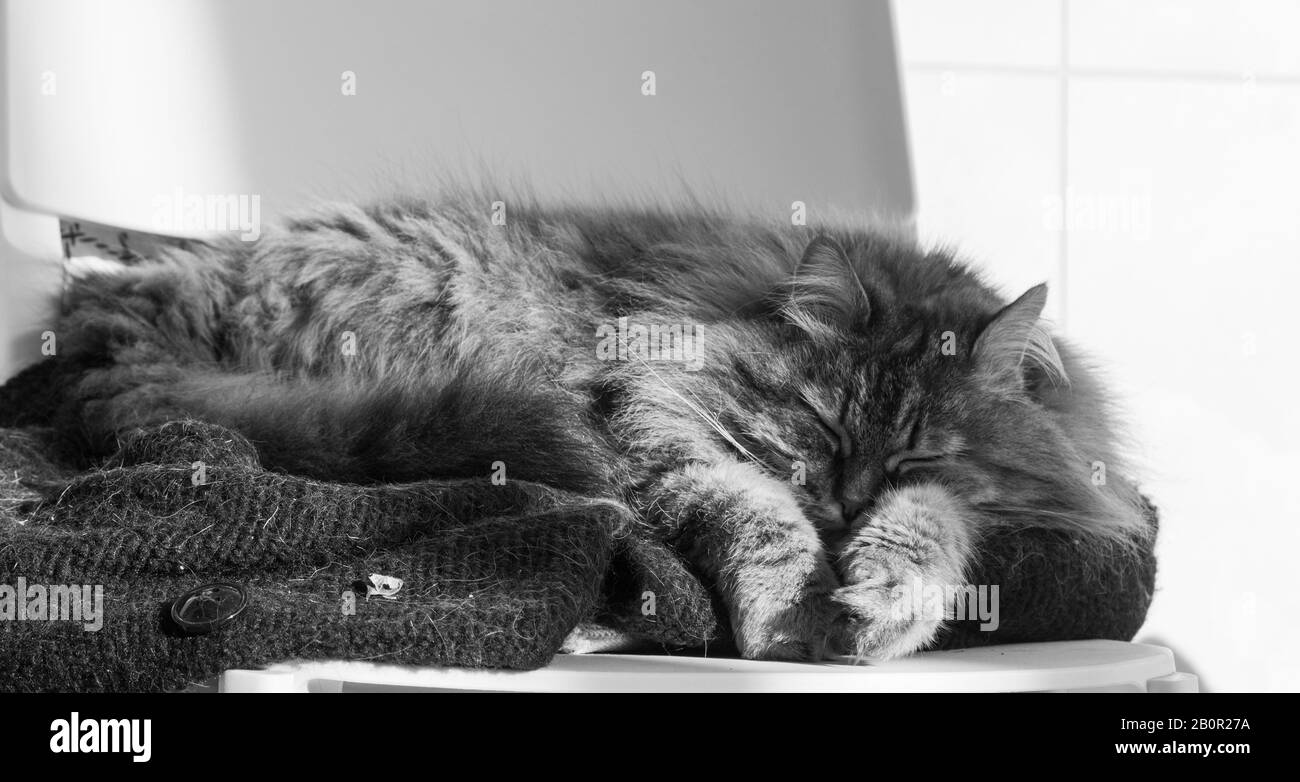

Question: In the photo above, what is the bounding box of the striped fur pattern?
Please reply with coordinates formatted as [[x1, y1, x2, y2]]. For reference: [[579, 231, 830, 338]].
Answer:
[[50, 193, 1152, 660]]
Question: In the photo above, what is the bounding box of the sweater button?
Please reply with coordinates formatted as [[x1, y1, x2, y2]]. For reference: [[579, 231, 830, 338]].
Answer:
[[170, 582, 248, 635]]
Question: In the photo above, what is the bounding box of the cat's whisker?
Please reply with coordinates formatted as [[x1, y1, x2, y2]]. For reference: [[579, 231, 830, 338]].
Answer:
[[626, 352, 763, 467], [975, 503, 1144, 536]]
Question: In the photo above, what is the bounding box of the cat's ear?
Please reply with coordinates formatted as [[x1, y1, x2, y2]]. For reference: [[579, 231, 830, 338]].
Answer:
[[784, 235, 870, 338], [972, 283, 1068, 389]]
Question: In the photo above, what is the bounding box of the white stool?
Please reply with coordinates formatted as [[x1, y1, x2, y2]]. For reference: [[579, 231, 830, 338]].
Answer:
[[219, 640, 1198, 693]]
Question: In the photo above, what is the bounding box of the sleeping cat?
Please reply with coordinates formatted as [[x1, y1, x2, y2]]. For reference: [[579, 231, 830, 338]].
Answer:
[[51, 193, 1151, 660]]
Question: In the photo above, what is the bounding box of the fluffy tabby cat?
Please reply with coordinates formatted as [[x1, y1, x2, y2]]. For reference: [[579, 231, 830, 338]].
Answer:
[[51, 193, 1151, 660]]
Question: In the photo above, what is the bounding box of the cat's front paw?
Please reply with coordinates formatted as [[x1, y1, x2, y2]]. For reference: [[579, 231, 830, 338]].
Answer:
[[729, 558, 841, 661], [832, 483, 972, 661]]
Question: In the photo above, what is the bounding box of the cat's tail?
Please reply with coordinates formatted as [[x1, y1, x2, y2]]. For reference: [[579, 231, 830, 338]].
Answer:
[[142, 368, 627, 496], [16, 242, 245, 462], [27, 244, 622, 494]]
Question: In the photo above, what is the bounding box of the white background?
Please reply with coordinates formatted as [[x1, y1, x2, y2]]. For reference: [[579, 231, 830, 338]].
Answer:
[[895, 0, 1300, 692]]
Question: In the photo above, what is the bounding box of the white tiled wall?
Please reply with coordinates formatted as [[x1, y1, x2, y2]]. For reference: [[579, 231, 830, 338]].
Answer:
[[901, 69, 1064, 316], [895, 0, 1300, 692], [1068, 0, 1300, 76]]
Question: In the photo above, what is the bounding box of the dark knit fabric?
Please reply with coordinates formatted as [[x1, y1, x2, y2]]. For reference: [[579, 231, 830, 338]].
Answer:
[[0, 367, 1158, 692], [0, 419, 722, 692], [934, 508, 1159, 649]]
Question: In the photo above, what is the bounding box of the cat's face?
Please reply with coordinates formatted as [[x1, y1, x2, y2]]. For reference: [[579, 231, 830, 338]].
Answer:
[[734, 236, 1083, 535]]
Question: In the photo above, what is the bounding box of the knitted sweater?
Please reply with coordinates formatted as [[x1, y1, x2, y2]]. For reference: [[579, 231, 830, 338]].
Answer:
[[0, 377, 1157, 693]]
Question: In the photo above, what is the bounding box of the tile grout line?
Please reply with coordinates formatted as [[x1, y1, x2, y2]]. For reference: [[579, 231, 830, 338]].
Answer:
[[1059, 0, 1070, 331], [906, 61, 1300, 86]]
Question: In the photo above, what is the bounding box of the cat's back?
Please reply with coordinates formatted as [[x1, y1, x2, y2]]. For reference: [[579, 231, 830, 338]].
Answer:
[[200, 194, 996, 377], [240, 193, 981, 321], [223, 196, 621, 375]]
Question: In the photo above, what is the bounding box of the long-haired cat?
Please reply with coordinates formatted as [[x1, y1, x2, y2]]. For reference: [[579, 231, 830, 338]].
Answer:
[[50, 192, 1151, 660]]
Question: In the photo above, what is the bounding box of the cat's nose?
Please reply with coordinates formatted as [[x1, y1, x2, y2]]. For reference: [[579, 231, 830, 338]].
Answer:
[[818, 507, 849, 534], [840, 498, 867, 524], [837, 467, 882, 524]]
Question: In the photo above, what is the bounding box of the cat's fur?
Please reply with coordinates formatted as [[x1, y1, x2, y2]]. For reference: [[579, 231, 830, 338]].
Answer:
[[50, 193, 1152, 660]]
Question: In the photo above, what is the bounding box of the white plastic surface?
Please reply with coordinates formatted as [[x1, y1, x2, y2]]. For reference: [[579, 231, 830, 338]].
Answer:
[[220, 640, 1180, 693], [1146, 671, 1201, 693], [1, 0, 913, 232], [0, 200, 61, 379]]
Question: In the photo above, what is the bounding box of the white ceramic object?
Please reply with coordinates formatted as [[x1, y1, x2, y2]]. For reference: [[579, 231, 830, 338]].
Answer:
[[220, 640, 1197, 693]]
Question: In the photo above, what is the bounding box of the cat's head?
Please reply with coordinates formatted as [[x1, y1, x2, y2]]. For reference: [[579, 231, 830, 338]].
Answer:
[[727, 234, 1140, 542]]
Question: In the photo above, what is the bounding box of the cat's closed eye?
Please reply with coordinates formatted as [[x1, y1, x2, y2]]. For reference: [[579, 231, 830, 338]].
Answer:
[[808, 407, 851, 458], [884, 451, 945, 478]]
